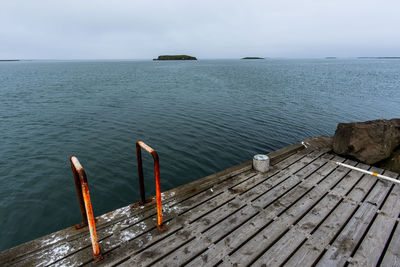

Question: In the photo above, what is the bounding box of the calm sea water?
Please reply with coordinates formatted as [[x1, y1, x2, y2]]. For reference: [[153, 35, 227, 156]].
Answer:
[[0, 59, 399, 251]]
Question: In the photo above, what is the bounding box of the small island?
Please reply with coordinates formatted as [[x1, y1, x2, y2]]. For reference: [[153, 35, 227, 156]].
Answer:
[[358, 57, 400, 59], [153, 55, 197, 60], [325, 57, 337, 59], [241, 57, 264, 60], [0, 59, 19, 62]]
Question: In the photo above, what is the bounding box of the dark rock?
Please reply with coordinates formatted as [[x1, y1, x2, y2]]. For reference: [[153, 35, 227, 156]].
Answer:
[[377, 146, 400, 173], [153, 55, 197, 60], [332, 119, 400, 164]]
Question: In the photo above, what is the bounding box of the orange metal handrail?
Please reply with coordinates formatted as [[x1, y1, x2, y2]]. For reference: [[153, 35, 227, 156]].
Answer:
[[136, 141, 167, 231], [70, 156, 103, 262]]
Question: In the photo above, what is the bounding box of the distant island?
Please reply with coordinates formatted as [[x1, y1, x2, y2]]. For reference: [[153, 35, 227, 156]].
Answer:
[[0, 59, 19, 62], [325, 57, 337, 59], [358, 57, 400, 59], [241, 57, 264, 60], [153, 55, 197, 60]]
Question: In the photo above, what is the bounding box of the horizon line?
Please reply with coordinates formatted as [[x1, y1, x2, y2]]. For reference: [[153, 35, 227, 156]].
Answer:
[[2, 56, 400, 61]]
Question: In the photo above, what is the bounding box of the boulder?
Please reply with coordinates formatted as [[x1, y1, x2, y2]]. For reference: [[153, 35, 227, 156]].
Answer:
[[377, 147, 400, 173], [332, 119, 400, 164]]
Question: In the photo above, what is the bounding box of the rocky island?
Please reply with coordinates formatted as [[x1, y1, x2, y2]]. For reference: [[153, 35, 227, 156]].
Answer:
[[241, 57, 264, 60], [358, 57, 400, 59], [153, 55, 197, 60]]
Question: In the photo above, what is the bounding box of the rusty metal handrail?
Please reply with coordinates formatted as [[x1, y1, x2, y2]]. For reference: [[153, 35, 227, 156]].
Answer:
[[136, 141, 167, 231], [70, 156, 103, 262]]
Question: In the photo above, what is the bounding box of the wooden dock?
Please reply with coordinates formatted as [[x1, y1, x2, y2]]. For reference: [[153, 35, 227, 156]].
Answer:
[[1, 136, 400, 266]]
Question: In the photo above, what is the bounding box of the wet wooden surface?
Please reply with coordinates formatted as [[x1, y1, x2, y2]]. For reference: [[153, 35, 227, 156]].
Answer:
[[1, 137, 399, 266]]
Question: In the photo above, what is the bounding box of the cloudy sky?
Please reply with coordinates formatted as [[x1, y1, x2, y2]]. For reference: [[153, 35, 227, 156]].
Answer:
[[1, 0, 399, 59]]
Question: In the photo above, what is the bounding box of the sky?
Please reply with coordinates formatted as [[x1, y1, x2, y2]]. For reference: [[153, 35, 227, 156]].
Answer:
[[1, 0, 400, 59]]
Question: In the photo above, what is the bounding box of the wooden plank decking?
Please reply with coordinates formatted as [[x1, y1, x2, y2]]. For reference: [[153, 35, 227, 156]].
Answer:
[[1, 137, 399, 266]]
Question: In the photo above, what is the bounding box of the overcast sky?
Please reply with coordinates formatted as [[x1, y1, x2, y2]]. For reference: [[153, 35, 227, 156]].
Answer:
[[1, 0, 399, 59]]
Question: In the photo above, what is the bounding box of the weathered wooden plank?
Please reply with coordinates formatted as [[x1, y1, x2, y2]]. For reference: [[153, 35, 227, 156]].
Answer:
[[317, 169, 395, 266], [350, 172, 400, 266], [267, 141, 306, 165], [57, 189, 235, 267], [211, 152, 332, 241], [5, 166, 261, 267], [285, 201, 357, 266], [231, 149, 327, 198], [250, 150, 332, 208], [380, 182, 400, 220], [327, 162, 366, 198], [250, 160, 363, 266], [285, 166, 381, 266], [47, 155, 306, 267], [381, 221, 400, 267], [349, 213, 396, 266], [54, 150, 320, 266], [115, 151, 326, 266], [227, 159, 353, 266], [187, 153, 339, 266], [55, 221, 183, 267], [57, 157, 304, 266], [155, 204, 265, 266], [153, 237, 209, 266], [116, 194, 239, 266], [156, 140, 304, 208], [0, 183, 229, 266], [224, 187, 328, 266], [184, 184, 317, 264], [252, 225, 308, 266], [0, 226, 90, 266], [143, 147, 308, 222]]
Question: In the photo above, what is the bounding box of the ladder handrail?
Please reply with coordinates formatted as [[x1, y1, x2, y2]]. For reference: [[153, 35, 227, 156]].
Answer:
[[136, 141, 167, 231], [70, 156, 103, 262]]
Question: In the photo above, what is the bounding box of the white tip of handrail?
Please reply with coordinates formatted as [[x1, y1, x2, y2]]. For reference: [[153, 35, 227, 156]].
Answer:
[[71, 156, 83, 171]]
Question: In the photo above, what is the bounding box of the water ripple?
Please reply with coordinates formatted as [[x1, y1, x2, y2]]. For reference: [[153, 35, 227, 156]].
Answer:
[[1, 59, 399, 250]]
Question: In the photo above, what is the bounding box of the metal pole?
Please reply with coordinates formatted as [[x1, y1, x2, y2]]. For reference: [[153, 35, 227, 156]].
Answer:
[[70, 156, 103, 262], [136, 141, 167, 231], [70, 157, 88, 229], [81, 181, 103, 262], [152, 152, 165, 229], [136, 143, 146, 203], [334, 161, 400, 185]]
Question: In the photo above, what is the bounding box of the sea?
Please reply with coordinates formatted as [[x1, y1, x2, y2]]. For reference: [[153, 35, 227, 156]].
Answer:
[[0, 58, 399, 251]]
